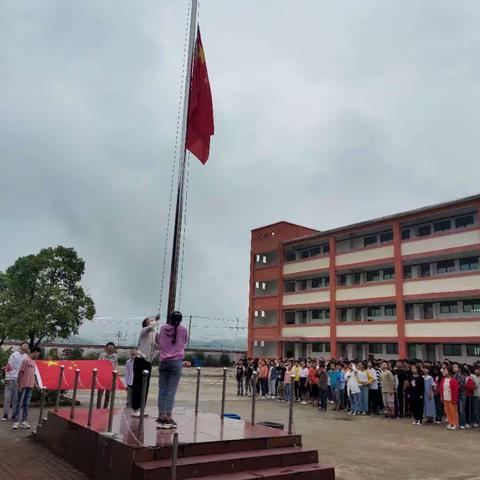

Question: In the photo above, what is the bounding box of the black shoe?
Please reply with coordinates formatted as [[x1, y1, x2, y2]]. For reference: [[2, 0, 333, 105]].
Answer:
[[166, 419, 178, 429]]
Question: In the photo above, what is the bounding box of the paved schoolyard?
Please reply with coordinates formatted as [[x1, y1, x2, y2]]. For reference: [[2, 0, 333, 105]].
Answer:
[[1, 368, 479, 480]]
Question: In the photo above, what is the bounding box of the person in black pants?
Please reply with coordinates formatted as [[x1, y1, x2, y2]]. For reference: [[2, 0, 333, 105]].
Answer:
[[131, 316, 157, 417], [410, 365, 425, 425]]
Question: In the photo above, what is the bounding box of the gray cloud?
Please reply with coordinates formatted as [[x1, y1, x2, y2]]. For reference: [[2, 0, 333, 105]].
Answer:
[[2, 1, 480, 340]]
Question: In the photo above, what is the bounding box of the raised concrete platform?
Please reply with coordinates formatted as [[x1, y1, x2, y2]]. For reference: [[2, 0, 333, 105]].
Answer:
[[34, 408, 335, 480]]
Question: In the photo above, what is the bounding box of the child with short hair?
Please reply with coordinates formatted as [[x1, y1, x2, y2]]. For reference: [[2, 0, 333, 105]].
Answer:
[[13, 347, 41, 430], [125, 348, 137, 408]]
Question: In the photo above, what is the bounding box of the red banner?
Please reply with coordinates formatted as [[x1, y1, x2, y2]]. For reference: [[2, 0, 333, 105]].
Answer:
[[36, 360, 125, 390]]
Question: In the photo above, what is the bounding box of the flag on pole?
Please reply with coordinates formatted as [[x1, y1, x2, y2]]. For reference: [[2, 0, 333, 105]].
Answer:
[[35, 360, 125, 390], [186, 27, 214, 165]]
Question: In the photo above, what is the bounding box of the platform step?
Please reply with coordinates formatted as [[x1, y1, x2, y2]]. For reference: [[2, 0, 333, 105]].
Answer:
[[182, 463, 336, 480], [134, 447, 319, 480]]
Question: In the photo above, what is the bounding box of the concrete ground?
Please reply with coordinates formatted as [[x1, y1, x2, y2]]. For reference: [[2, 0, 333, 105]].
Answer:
[[1, 368, 479, 480]]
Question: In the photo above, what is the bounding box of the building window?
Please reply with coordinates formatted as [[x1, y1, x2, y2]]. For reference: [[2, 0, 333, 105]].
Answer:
[[338, 274, 347, 286], [460, 257, 479, 271], [364, 235, 378, 247], [297, 280, 308, 291], [418, 225, 432, 237], [284, 280, 295, 293], [404, 265, 412, 279], [420, 263, 431, 277], [455, 215, 474, 229], [463, 300, 480, 313], [311, 278, 322, 289], [437, 260, 455, 274], [339, 308, 348, 322], [466, 344, 480, 357], [401, 229, 411, 240], [443, 344, 462, 356], [405, 304, 414, 320], [367, 306, 381, 317], [298, 310, 308, 323], [352, 273, 362, 284], [383, 268, 395, 280], [310, 246, 321, 257], [380, 231, 393, 243], [284, 311, 295, 325], [434, 219, 451, 233], [386, 343, 399, 354], [366, 270, 381, 282], [284, 251, 296, 262], [440, 301, 458, 314], [423, 303, 434, 319], [324, 309, 330, 319], [354, 307, 363, 321], [385, 305, 396, 316], [300, 249, 310, 259], [369, 343, 383, 354], [322, 244, 330, 254], [311, 309, 321, 321]]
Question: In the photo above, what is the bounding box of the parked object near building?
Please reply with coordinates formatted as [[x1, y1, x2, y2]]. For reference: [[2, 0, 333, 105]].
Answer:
[[248, 194, 480, 363]]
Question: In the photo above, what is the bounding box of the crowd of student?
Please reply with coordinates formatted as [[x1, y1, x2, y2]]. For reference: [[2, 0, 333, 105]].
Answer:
[[235, 357, 480, 430]]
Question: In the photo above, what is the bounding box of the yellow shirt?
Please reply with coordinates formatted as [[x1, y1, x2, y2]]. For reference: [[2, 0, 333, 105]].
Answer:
[[292, 365, 301, 382]]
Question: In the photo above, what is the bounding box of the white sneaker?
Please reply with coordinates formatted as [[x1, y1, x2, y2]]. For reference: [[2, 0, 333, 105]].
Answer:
[[459, 426, 466, 430], [472, 423, 479, 428], [301, 401, 307, 405], [451, 426, 458, 430], [1, 415, 8, 421], [412, 421, 418, 425], [131, 410, 141, 417], [12, 422, 19, 430], [20, 422, 30, 429]]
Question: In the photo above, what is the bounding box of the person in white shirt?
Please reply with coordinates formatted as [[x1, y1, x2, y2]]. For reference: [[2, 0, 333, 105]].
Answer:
[[125, 348, 137, 408], [345, 362, 361, 416], [2, 342, 29, 422]]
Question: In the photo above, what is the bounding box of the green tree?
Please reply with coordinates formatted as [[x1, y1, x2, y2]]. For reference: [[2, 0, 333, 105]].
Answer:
[[0, 271, 15, 347], [5, 246, 95, 349]]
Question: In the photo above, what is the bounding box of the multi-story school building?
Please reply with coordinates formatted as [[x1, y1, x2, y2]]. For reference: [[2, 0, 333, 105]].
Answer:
[[248, 194, 480, 363]]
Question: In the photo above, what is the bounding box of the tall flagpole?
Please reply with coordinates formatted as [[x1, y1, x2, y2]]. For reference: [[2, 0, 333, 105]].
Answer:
[[167, 0, 198, 319]]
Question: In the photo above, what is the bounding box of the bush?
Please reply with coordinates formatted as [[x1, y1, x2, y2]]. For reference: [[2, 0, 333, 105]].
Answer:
[[205, 355, 218, 367], [67, 347, 84, 360], [84, 351, 100, 360], [117, 354, 129, 366], [184, 354, 195, 365], [219, 353, 231, 367], [47, 348, 59, 360]]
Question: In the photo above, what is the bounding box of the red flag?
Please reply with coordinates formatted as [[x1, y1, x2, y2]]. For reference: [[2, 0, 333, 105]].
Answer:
[[186, 27, 214, 164], [35, 360, 125, 390]]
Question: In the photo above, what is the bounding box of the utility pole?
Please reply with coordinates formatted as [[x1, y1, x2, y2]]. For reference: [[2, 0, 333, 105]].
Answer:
[[234, 317, 239, 351], [187, 315, 192, 348]]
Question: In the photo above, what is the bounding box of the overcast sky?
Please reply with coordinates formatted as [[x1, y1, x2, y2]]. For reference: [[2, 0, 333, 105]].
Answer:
[[2, 1, 480, 333]]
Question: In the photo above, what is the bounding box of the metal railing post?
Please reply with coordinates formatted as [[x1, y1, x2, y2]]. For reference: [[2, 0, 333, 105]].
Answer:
[[251, 372, 257, 425], [54, 365, 65, 412], [69, 369, 80, 419], [139, 369, 149, 432], [194, 367, 201, 416], [87, 368, 98, 427], [288, 374, 295, 434], [107, 370, 118, 433], [171, 432, 179, 480], [220, 367, 227, 419], [38, 387, 46, 428]]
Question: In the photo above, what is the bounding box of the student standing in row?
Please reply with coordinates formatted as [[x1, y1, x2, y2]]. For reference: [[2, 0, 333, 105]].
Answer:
[[440, 366, 459, 430], [2, 342, 29, 422], [236, 359, 245, 396], [97, 342, 118, 409], [125, 348, 136, 408], [381, 361, 395, 418], [423, 368, 436, 423], [12, 347, 41, 430], [410, 365, 425, 425]]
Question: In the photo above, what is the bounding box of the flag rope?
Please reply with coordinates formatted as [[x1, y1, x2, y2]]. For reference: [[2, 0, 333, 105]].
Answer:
[[158, 0, 193, 319]]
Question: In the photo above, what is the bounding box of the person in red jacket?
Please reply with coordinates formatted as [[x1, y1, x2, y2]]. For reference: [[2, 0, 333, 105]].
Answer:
[[439, 366, 459, 430]]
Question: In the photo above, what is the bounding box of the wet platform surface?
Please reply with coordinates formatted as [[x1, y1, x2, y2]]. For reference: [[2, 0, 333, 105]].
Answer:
[[54, 408, 291, 448]]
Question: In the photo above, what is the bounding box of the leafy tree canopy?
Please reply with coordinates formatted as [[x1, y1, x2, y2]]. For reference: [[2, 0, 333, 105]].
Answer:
[[3, 246, 95, 348]]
